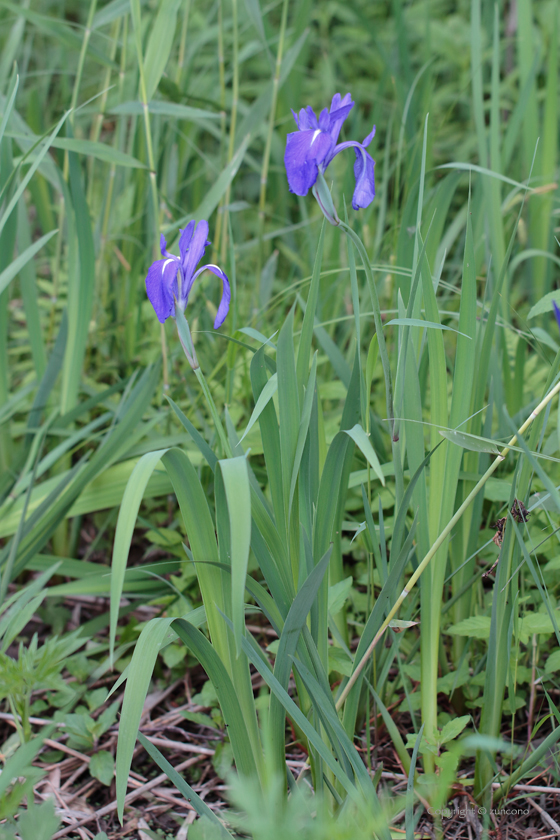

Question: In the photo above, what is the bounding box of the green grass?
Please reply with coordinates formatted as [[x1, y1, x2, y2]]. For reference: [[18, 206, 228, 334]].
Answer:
[[1, 1, 560, 838]]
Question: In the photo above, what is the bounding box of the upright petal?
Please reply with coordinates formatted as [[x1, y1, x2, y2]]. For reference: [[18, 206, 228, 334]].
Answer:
[[352, 146, 375, 210], [297, 106, 319, 130], [181, 220, 210, 295], [160, 234, 168, 256], [362, 124, 376, 148], [327, 92, 354, 146], [284, 129, 333, 195], [179, 220, 196, 258], [190, 264, 231, 329], [145, 257, 180, 323]]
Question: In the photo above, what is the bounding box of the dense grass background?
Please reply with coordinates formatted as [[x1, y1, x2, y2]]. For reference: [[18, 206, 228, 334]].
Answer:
[[1, 0, 560, 837]]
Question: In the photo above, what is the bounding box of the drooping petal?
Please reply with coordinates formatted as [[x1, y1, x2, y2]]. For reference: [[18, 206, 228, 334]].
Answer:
[[327, 92, 354, 146], [352, 145, 375, 210], [181, 220, 210, 298], [329, 140, 376, 209], [284, 129, 333, 195], [179, 220, 196, 258], [191, 264, 231, 329], [145, 257, 180, 323]]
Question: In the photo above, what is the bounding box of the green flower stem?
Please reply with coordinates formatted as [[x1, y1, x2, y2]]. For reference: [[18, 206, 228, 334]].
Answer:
[[194, 366, 233, 459], [338, 221, 405, 508], [336, 376, 560, 711], [338, 221, 394, 439]]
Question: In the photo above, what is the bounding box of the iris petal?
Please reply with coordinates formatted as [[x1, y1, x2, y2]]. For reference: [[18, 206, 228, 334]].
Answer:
[[179, 220, 196, 258], [145, 257, 180, 323], [297, 106, 318, 130], [284, 129, 333, 195], [362, 124, 376, 148], [327, 92, 354, 146], [352, 146, 375, 210], [181, 220, 210, 300], [191, 264, 231, 329]]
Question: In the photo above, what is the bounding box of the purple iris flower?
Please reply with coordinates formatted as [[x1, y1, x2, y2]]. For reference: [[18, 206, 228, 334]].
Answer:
[[284, 92, 376, 211], [145, 219, 230, 329]]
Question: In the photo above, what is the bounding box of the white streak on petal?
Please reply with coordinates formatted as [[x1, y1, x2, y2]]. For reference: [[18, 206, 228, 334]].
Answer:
[[310, 129, 321, 146], [162, 258, 175, 275]]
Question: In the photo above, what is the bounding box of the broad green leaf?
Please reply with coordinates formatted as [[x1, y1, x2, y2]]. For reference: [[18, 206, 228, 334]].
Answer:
[[388, 619, 419, 632], [6, 133, 146, 168], [385, 318, 471, 338], [171, 619, 259, 780], [518, 611, 560, 643], [218, 456, 251, 656], [437, 162, 534, 191], [89, 751, 114, 785], [238, 327, 277, 348], [143, 0, 182, 100], [239, 373, 277, 443], [328, 646, 353, 677], [445, 616, 491, 639], [110, 449, 169, 661], [343, 424, 385, 485], [328, 576, 353, 618], [439, 429, 500, 454], [288, 355, 317, 513], [17, 799, 60, 840], [227, 621, 371, 808], [440, 715, 470, 744], [269, 549, 332, 772], [528, 289, 560, 319], [0, 726, 55, 797], [545, 649, 560, 673], [115, 617, 177, 819], [0, 455, 175, 539]]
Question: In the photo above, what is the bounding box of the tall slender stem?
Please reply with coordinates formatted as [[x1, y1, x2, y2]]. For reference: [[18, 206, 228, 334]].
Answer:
[[131, 5, 167, 387], [219, 0, 240, 263], [256, 0, 290, 285], [194, 366, 232, 459], [338, 221, 394, 437]]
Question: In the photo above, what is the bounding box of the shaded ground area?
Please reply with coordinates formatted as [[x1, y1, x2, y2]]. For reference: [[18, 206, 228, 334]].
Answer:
[[2, 590, 560, 840]]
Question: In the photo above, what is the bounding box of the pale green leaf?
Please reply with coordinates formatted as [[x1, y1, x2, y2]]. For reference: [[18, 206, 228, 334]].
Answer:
[[343, 424, 385, 485], [385, 318, 471, 338], [445, 616, 491, 639], [440, 715, 470, 744], [239, 373, 277, 443], [110, 450, 169, 661], [218, 456, 251, 657], [328, 576, 353, 617], [89, 750, 114, 785]]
